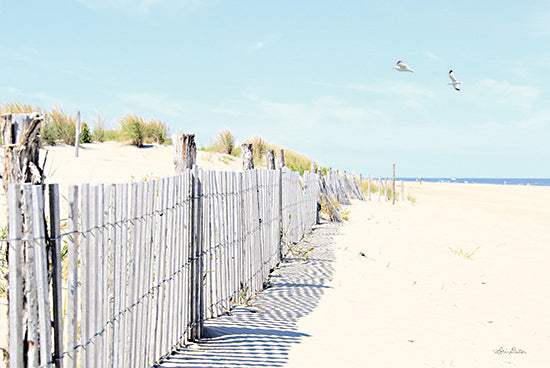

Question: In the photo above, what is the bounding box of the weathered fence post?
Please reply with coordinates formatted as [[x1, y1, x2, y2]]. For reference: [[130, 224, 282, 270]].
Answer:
[[241, 143, 254, 170], [172, 132, 196, 174], [276, 149, 285, 168], [1, 113, 44, 198], [2, 113, 45, 367], [310, 161, 316, 173], [75, 111, 81, 157], [266, 149, 275, 170]]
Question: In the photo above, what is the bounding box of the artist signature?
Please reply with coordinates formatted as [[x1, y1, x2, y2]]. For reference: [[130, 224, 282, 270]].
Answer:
[[493, 346, 527, 355]]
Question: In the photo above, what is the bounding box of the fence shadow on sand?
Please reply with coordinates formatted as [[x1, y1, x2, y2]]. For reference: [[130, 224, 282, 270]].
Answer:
[[159, 222, 341, 368]]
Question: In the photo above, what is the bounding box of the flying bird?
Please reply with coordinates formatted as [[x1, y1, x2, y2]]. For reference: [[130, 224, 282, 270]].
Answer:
[[448, 70, 462, 91], [393, 61, 415, 73]]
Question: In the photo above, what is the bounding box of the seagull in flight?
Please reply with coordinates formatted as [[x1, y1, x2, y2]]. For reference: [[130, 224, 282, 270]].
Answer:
[[448, 70, 462, 91], [393, 61, 415, 73]]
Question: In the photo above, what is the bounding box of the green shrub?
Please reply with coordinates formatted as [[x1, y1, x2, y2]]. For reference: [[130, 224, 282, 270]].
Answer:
[[43, 108, 77, 145], [203, 129, 238, 155], [80, 122, 92, 143], [119, 114, 147, 147], [145, 119, 168, 144]]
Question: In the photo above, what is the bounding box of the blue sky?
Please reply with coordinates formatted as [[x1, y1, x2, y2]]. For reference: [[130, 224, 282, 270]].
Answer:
[[2, 0, 550, 177]]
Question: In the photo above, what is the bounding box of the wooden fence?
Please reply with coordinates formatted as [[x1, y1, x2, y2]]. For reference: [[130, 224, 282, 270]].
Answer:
[[6, 166, 324, 368]]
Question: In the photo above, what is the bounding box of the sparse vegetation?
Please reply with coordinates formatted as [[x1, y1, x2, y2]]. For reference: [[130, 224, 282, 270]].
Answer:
[[91, 113, 107, 143], [146, 118, 168, 144], [207, 129, 236, 155], [43, 107, 78, 145], [119, 113, 147, 147], [201, 130, 313, 174], [281, 216, 315, 261], [319, 194, 350, 221], [449, 245, 480, 260]]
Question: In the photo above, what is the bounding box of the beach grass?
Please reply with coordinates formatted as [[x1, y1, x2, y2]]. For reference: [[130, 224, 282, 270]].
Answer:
[[204, 129, 236, 155], [202, 130, 313, 174], [448, 245, 480, 260]]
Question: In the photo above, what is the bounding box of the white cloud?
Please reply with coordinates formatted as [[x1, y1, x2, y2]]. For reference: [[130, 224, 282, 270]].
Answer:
[[0, 87, 66, 107], [309, 81, 377, 92], [522, 109, 550, 126], [116, 92, 189, 118], [424, 50, 442, 62], [528, 1, 550, 36], [243, 93, 388, 134], [0, 43, 39, 62], [474, 79, 539, 111], [247, 34, 282, 53], [77, 0, 208, 17]]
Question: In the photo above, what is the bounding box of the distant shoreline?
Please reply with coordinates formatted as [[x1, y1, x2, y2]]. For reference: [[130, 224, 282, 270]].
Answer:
[[398, 178, 550, 186]]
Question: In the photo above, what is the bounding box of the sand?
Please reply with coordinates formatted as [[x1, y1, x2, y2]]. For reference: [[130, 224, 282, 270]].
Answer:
[[1, 144, 549, 367], [286, 182, 550, 367]]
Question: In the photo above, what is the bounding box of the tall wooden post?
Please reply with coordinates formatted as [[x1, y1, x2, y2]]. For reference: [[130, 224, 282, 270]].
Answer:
[[310, 161, 316, 173], [276, 149, 285, 168], [241, 143, 254, 170], [1, 113, 44, 197], [266, 150, 275, 170], [75, 111, 81, 157], [172, 132, 196, 174], [2, 113, 44, 368]]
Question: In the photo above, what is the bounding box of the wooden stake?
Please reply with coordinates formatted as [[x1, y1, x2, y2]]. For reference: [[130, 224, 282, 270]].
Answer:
[[276, 149, 285, 168], [172, 132, 196, 174], [266, 149, 275, 170], [241, 143, 254, 170], [75, 111, 81, 157]]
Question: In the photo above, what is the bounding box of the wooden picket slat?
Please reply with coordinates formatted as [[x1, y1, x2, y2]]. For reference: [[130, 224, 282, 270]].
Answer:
[[8, 184, 24, 368]]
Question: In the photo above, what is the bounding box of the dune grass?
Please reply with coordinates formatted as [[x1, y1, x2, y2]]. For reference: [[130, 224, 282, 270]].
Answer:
[[201, 130, 313, 174], [204, 129, 236, 155], [118, 114, 169, 147]]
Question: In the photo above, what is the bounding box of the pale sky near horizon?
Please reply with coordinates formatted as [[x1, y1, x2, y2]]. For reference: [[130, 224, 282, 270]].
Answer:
[[2, 0, 550, 178]]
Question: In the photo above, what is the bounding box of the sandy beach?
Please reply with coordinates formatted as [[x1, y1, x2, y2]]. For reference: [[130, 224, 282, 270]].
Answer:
[[1, 143, 549, 367], [286, 182, 550, 367]]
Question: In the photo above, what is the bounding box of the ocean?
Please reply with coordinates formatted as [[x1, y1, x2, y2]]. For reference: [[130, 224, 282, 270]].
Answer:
[[398, 178, 550, 186]]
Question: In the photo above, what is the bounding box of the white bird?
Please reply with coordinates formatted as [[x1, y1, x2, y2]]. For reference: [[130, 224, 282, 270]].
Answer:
[[448, 70, 462, 91], [393, 60, 415, 73]]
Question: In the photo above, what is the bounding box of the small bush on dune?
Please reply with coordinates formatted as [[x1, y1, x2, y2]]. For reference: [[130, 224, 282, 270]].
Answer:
[[119, 114, 147, 147], [146, 119, 168, 144], [119, 114, 169, 147], [80, 122, 92, 143], [43, 108, 77, 145], [214, 129, 236, 155]]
